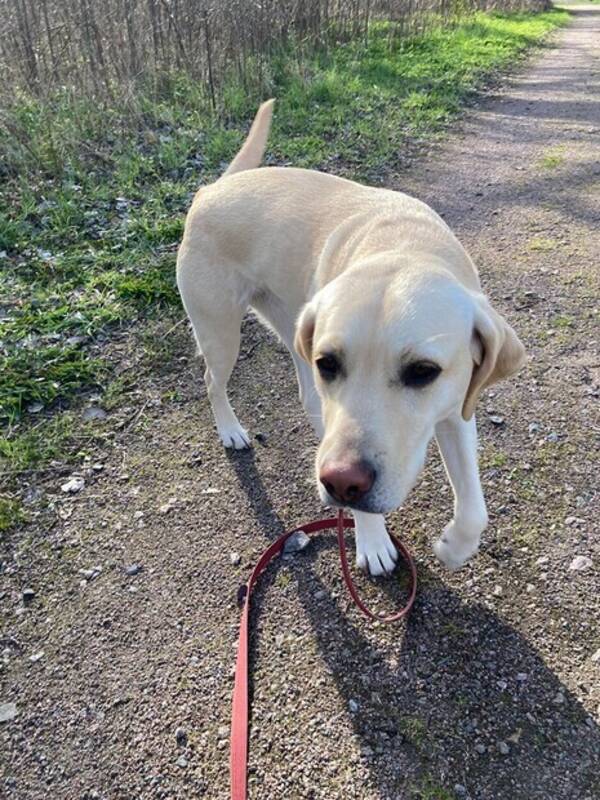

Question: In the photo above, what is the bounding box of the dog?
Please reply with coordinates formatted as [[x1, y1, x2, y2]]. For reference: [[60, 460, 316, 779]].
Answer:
[[176, 99, 525, 575]]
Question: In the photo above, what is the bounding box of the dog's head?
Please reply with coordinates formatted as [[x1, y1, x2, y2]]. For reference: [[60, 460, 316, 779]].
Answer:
[[295, 264, 525, 513]]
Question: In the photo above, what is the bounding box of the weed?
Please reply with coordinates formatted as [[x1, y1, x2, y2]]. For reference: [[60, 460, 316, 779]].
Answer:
[[538, 146, 566, 169]]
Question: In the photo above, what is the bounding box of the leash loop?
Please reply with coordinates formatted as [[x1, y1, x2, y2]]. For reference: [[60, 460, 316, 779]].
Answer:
[[230, 509, 417, 800]]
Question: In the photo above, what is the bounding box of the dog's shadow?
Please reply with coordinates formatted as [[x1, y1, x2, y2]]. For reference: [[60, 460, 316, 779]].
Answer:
[[227, 449, 599, 800]]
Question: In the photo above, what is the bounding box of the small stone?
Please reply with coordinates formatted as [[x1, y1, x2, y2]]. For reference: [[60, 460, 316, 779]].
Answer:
[[275, 634, 285, 648], [254, 432, 267, 444], [29, 651, 44, 663], [454, 785, 467, 797], [546, 432, 559, 443], [218, 725, 229, 738], [591, 648, 600, 664], [61, 476, 85, 494], [125, 564, 143, 576], [553, 691, 565, 705], [200, 487, 220, 495], [0, 702, 17, 723], [493, 585, 503, 596], [176, 755, 188, 768], [516, 672, 528, 682], [22, 588, 36, 603], [489, 415, 505, 426], [82, 406, 107, 421], [569, 555, 592, 572], [92, 463, 104, 472], [497, 741, 510, 755], [475, 743, 486, 754], [283, 531, 311, 556], [348, 699, 359, 713], [79, 566, 102, 581], [536, 556, 549, 566], [217, 739, 227, 750], [27, 401, 43, 413], [314, 590, 326, 600], [528, 422, 540, 434], [175, 727, 187, 747], [230, 552, 241, 566], [159, 500, 176, 514]]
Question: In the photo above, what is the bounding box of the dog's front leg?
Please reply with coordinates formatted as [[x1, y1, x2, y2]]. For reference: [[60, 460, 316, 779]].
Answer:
[[433, 413, 488, 570], [352, 510, 398, 576]]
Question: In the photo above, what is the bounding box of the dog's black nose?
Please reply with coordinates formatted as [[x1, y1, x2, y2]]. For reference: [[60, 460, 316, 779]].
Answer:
[[319, 460, 375, 505]]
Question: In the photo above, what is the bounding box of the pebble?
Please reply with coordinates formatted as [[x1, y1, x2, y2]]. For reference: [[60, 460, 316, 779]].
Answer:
[[22, 588, 36, 603], [489, 415, 505, 426], [516, 672, 528, 682], [82, 406, 107, 421], [176, 755, 188, 768], [565, 516, 584, 526], [283, 531, 310, 555], [553, 691, 565, 705], [348, 699, 359, 713], [230, 552, 241, 566], [61, 476, 85, 494], [493, 585, 503, 596], [497, 741, 510, 755], [159, 500, 176, 514], [454, 785, 467, 797], [0, 702, 17, 723], [546, 432, 559, 443], [475, 743, 486, 754], [175, 727, 187, 747], [535, 556, 549, 566], [27, 402, 43, 413], [218, 725, 229, 738], [79, 566, 102, 581], [29, 651, 44, 663], [591, 648, 600, 664], [528, 422, 540, 434], [569, 555, 592, 572], [125, 564, 143, 576]]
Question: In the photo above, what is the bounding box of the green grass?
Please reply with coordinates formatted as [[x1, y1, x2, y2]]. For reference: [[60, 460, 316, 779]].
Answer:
[[0, 8, 569, 499], [538, 145, 566, 168]]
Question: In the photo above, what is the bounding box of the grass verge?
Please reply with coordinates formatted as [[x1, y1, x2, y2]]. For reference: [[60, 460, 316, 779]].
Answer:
[[0, 8, 569, 527]]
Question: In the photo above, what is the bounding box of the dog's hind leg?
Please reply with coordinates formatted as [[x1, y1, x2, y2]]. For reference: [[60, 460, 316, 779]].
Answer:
[[433, 413, 488, 570], [178, 262, 251, 449]]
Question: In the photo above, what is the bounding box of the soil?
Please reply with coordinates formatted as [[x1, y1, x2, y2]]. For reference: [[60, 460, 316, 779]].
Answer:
[[2, 5, 599, 800]]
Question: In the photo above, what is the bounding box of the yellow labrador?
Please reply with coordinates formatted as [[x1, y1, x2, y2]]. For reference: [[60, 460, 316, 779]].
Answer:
[[177, 100, 525, 575]]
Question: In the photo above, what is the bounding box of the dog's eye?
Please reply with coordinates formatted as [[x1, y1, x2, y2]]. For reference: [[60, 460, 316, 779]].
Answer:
[[316, 353, 340, 381], [401, 361, 441, 388]]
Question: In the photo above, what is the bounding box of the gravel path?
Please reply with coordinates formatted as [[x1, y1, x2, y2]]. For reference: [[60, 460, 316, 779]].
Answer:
[[2, 6, 599, 800]]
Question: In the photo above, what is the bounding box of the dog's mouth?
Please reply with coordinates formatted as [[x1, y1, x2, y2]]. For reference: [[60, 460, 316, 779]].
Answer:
[[318, 482, 395, 515]]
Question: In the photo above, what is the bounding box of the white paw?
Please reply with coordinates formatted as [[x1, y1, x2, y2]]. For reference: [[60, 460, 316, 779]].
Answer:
[[433, 521, 481, 571], [356, 529, 398, 576], [218, 423, 251, 450]]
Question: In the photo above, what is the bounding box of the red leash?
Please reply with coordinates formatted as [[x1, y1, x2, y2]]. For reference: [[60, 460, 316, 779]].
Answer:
[[230, 509, 417, 800]]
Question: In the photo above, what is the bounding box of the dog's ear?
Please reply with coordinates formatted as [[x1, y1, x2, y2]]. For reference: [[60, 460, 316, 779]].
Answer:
[[462, 294, 526, 421], [294, 302, 316, 364]]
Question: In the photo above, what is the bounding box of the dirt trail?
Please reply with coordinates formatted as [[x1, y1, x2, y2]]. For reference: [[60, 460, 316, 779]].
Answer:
[[3, 6, 599, 800]]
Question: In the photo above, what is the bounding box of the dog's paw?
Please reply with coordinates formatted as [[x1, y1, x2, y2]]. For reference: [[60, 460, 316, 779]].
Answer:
[[433, 521, 480, 572], [356, 529, 398, 576], [218, 422, 251, 450]]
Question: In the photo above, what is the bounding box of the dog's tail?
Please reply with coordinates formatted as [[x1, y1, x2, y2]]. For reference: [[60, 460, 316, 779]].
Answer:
[[223, 99, 274, 177]]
